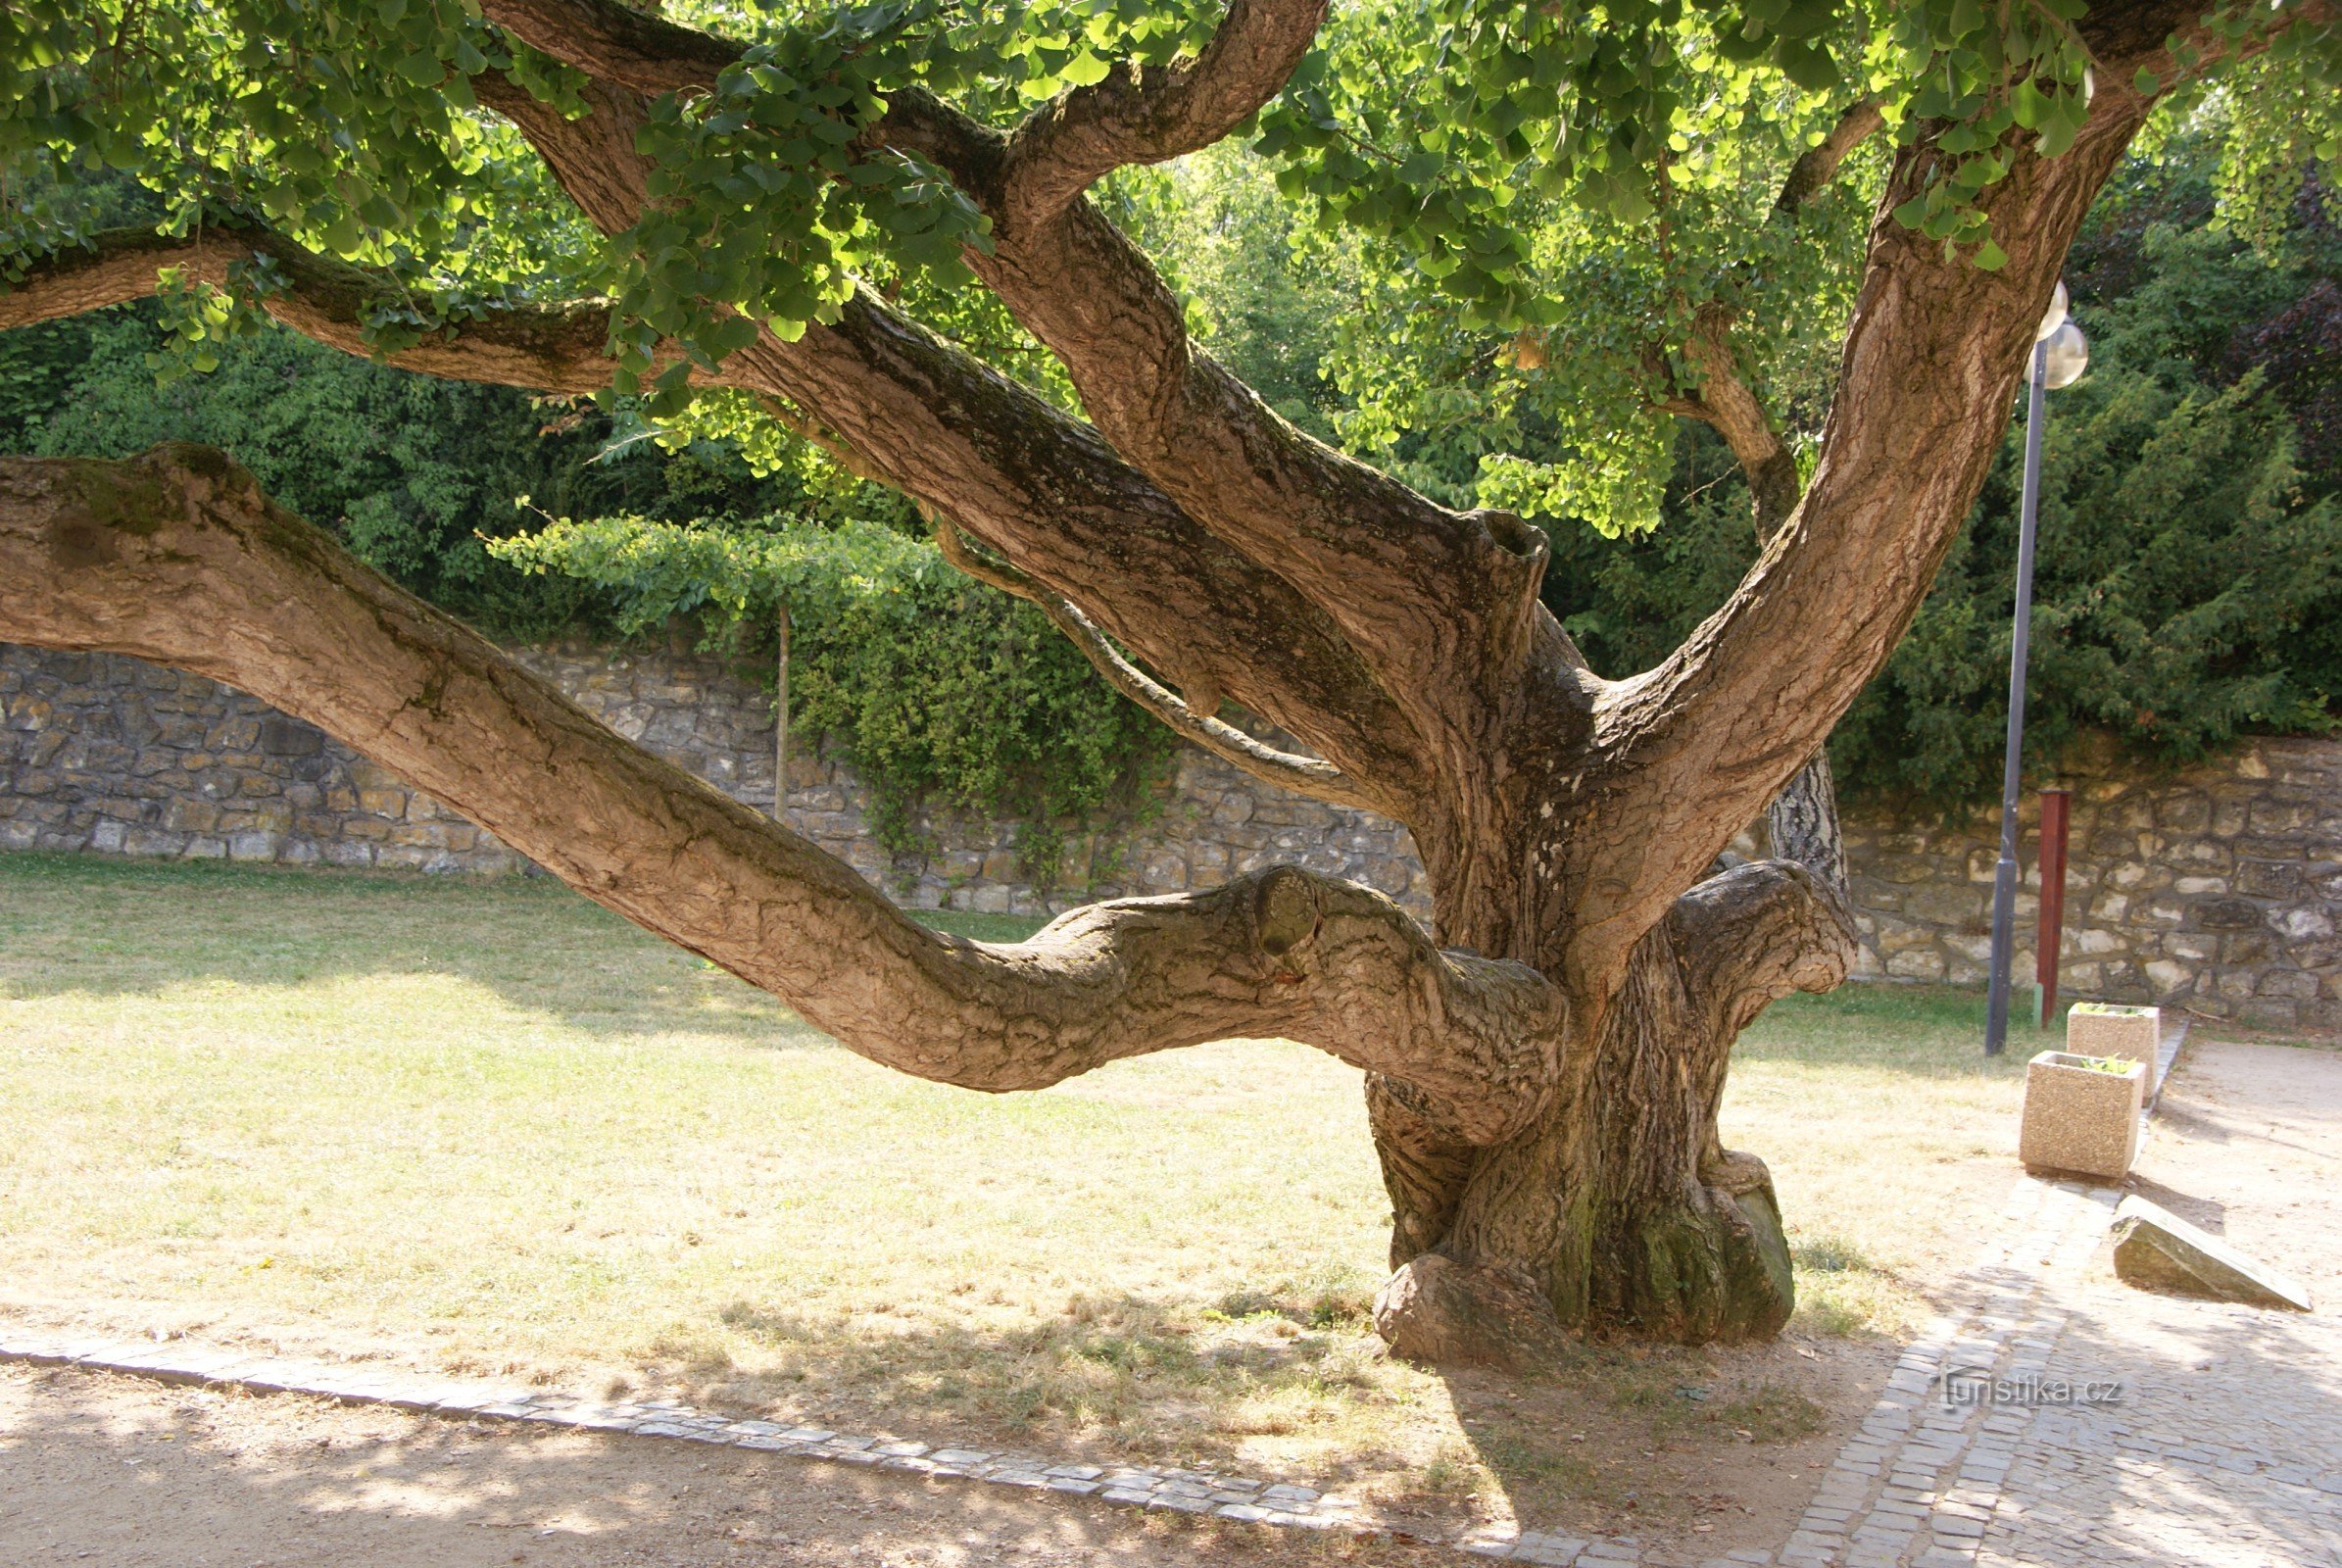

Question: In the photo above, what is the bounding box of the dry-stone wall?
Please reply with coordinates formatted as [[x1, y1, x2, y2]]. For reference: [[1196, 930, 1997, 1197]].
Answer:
[[4, 642, 2335, 1029], [1839, 736, 2342, 1029], [0, 640, 1430, 914]]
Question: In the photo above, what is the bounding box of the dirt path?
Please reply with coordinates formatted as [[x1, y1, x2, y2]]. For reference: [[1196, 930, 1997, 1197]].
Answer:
[[0, 1365, 1443, 1568]]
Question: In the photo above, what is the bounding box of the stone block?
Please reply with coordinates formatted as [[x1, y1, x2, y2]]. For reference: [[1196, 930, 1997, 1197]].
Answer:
[[2018, 1051, 2142, 1181], [2109, 1196, 2313, 1310]]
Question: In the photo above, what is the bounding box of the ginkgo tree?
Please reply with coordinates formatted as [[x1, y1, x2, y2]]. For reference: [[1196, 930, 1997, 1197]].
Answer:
[[1, 0, 2334, 1362]]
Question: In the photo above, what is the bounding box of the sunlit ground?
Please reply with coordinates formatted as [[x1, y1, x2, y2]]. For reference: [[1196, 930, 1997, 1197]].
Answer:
[[0, 851, 2039, 1539]]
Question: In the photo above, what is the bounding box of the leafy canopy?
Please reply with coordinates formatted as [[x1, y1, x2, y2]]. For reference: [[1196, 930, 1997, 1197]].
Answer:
[[5, 0, 2333, 432]]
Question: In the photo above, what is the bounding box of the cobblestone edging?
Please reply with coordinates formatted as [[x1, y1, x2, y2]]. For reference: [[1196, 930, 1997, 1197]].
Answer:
[[0, 1326, 1655, 1565]]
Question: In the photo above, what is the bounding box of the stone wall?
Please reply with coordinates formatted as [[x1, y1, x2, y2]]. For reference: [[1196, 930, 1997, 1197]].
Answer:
[[0, 641, 1431, 916], [5, 641, 2335, 1029], [1839, 737, 2342, 1030]]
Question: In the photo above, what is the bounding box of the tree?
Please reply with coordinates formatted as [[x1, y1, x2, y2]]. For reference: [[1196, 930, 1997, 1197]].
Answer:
[[1, 0, 2335, 1360]]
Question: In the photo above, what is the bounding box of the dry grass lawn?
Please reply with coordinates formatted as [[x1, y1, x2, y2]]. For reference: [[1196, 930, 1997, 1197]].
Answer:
[[0, 852, 2049, 1551]]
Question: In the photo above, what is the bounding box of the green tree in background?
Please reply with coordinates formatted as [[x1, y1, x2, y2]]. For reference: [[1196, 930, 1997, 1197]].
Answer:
[[0, 305, 806, 637]]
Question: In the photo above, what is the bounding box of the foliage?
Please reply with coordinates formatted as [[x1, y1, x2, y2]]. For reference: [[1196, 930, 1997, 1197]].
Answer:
[[1539, 138, 2342, 810], [489, 513, 1176, 875], [6, 2, 2332, 434], [1254, 0, 2338, 329], [0, 304, 805, 637]]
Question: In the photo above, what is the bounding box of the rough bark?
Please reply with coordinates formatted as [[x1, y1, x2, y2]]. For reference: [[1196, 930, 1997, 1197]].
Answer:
[[1374, 860, 1855, 1352], [2, 0, 2314, 1363], [0, 445, 1563, 1144]]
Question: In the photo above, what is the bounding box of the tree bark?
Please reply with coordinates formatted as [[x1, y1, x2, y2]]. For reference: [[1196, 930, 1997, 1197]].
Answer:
[[1374, 859, 1855, 1358], [3, 0, 2313, 1365]]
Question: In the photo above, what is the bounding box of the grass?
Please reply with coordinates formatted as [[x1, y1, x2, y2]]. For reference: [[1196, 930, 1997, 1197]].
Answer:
[[0, 851, 2041, 1538]]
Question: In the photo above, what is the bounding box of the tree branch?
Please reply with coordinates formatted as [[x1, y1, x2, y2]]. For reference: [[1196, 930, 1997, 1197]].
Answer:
[[471, 52, 1437, 815], [999, 0, 1330, 227], [0, 445, 1564, 1144], [477, 0, 737, 97], [1661, 312, 1802, 541], [1560, 78, 2167, 996], [1773, 99, 1883, 216], [0, 223, 635, 394], [482, 1, 1551, 735], [929, 513, 1376, 810], [1672, 860, 1857, 1039]]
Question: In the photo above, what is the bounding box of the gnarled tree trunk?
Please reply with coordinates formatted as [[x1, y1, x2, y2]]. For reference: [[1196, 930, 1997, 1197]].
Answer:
[[0, 0, 2282, 1369], [1371, 851, 1855, 1363]]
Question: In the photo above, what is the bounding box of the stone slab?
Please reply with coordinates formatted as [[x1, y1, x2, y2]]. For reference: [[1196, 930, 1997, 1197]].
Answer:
[[2108, 1195, 2314, 1311]]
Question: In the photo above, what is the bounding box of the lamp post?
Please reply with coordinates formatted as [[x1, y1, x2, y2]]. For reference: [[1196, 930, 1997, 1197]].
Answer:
[[1985, 285, 2089, 1055]]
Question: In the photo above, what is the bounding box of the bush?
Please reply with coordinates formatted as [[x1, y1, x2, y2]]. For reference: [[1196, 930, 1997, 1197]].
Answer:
[[491, 514, 1176, 878], [0, 305, 802, 639]]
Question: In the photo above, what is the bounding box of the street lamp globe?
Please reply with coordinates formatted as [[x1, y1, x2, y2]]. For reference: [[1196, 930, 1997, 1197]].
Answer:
[[2041, 319, 2089, 389], [2036, 280, 2070, 341]]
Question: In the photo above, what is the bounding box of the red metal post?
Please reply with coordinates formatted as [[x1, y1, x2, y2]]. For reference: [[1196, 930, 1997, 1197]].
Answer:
[[2035, 788, 2072, 1026]]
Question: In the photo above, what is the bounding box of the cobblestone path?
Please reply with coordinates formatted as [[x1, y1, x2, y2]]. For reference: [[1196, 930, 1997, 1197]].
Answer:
[[1723, 1041, 2342, 1568]]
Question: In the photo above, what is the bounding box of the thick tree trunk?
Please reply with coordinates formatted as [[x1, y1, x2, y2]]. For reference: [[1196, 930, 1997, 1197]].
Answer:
[[1373, 858, 1855, 1363]]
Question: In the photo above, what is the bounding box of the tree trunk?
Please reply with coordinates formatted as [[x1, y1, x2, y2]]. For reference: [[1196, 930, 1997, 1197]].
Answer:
[[1372, 857, 1855, 1363]]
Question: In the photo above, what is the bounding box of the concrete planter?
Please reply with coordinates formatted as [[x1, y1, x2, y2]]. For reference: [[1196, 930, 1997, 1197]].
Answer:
[[2066, 1003, 2163, 1094], [2019, 1051, 2145, 1181]]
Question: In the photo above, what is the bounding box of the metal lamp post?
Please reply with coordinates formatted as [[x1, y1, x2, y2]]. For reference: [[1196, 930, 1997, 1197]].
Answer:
[[1985, 285, 2089, 1055]]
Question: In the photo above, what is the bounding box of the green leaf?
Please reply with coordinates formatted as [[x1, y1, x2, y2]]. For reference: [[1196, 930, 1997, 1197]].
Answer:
[[1060, 50, 1110, 87]]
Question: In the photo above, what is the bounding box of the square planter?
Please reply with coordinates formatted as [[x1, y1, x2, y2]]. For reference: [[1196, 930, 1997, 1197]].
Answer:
[[2019, 1051, 2145, 1181], [2066, 1003, 2163, 1094]]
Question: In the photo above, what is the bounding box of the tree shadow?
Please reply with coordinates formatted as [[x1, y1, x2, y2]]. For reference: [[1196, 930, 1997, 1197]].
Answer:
[[0, 850, 815, 1046], [1, 1362, 1276, 1567]]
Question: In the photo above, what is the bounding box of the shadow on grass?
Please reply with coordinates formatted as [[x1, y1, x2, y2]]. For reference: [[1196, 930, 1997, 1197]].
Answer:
[[638, 1275, 1842, 1536], [0, 850, 1046, 1040]]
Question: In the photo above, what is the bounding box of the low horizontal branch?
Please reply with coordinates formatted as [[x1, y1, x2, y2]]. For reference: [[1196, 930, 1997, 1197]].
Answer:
[[0, 224, 640, 394], [0, 445, 1565, 1143]]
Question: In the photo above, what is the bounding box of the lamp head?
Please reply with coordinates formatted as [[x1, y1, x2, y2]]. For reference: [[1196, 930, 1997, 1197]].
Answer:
[[2042, 319, 2089, 389], [2036, 280, 2070, 341]]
